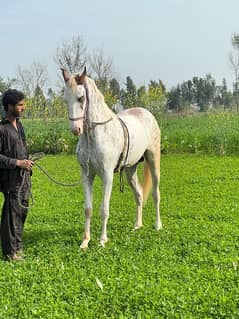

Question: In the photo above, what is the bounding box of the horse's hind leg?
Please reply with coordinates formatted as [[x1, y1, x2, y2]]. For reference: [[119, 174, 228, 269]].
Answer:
[[80, 171, 95, 249], [125, 165, 143, 230], [145, 150, 162, 230]]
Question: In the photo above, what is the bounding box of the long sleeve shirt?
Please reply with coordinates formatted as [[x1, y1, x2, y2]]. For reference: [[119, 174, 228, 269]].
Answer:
[[0, 118, 29, 192]]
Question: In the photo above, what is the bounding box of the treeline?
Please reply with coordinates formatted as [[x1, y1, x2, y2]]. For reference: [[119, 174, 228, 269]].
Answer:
[[1, 72, 237, 120], [1, 33, 239, 118], [167, 75, 234, 113], [0, 74, 167, 119]]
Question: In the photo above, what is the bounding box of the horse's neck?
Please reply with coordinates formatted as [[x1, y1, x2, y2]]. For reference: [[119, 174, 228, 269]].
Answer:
[[87, 90, 113, 122]]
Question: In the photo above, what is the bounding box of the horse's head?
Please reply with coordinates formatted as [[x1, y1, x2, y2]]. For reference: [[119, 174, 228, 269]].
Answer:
[[62, 68, 88, 135]]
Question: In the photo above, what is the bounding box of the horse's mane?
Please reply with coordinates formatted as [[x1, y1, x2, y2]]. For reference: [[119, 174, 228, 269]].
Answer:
[[85, 77, 105, 104]]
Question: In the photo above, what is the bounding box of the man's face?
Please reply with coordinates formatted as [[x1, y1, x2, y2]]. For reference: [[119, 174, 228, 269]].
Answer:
[[8, 99, 25, 117]]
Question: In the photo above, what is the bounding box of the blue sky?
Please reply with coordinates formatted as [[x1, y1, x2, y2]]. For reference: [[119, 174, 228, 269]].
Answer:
[[0, 0, 238, 90]]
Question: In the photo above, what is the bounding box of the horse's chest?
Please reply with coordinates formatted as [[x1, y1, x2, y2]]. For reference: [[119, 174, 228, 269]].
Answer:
[[76, 137, 121, 171]]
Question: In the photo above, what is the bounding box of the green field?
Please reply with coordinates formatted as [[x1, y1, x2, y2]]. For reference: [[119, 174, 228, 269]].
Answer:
[[22, 112, 239, 155], [0, 154, 239, 318]]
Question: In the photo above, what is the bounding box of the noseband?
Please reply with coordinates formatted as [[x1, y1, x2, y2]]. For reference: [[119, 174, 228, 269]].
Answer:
[[69, 116, 85, 121]]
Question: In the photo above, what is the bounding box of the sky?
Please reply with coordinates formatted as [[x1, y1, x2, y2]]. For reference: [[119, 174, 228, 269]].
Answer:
[[0, 0, 239, 91]]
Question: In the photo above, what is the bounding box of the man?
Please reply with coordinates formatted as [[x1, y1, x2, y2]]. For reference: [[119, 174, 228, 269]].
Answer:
[[0, 89, 34, 261]]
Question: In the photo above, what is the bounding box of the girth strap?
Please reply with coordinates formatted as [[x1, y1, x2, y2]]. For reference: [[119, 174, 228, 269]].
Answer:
[[114, 117, 130, 192]]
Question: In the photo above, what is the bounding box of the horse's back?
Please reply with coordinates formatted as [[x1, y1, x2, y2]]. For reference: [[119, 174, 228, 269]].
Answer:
[[118, 107, 160, 165], [118, 107, 160, 141]]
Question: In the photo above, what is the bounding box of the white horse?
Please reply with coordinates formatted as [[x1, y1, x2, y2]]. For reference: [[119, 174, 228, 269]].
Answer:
[[62, 68, 162, 249]]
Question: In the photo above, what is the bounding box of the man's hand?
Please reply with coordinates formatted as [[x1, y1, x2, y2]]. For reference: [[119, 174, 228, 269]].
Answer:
[[16, 159, 34, 171]]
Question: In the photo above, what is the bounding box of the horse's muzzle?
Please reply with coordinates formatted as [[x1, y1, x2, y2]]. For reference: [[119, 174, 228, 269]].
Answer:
[[72, 127, 82, 136]]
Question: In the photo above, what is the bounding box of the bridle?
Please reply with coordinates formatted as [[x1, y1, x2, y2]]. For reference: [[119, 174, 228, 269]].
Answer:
[[68, 84, 113, 127], [68, 84, 89, 123], [68, 83, 112, 177]]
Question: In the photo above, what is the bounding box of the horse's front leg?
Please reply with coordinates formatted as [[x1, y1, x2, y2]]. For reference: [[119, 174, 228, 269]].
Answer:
[[100, 171, 114, 247], [80, 170, 95, 249]]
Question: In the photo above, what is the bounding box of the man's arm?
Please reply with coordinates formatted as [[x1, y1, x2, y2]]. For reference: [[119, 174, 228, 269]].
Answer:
[[0, 130, 17, 169], [0, 130, 33, 170]]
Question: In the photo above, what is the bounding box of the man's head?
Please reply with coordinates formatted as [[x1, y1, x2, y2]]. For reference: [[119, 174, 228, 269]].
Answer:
[[2, 89, 25, 117]]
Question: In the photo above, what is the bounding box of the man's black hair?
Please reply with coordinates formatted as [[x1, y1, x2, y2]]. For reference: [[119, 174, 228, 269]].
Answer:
[[2, 89, 25, 111]]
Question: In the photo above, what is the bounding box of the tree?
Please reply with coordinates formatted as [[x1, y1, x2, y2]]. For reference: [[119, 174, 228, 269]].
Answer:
[[137, 85, 147, 107], [122, 76, 137, 108], [192, 74, 216, 112], [89, 48, 115, 93], [0, 77, 8, 93], [144, 80, 167, 115], [109, 78, 121, 100], [229, 33, 239, 111], [218, 78, 232, 110], [180, 80, 194, 109], [167, 85, 182, 113], [55, 35, 88, 74], [16, 61, 48, 98], [0, 77, 16, 94]]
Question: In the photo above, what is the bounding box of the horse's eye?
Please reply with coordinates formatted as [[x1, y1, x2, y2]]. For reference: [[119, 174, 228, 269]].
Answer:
[[77, 96, 84, 103]]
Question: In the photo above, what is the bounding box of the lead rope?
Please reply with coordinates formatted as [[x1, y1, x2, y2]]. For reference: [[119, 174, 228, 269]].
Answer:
[[17, 152, 82, 209], [18, 169, 33, 209]]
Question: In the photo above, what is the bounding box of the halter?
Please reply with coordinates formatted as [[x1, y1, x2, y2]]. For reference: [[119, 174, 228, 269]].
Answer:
[[69, 83, 113, 177], [68, 84, 113, 127]]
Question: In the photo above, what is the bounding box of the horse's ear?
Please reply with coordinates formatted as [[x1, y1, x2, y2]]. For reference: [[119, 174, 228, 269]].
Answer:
[[61, 69, 71, 82], [75, 67, 87, 85]]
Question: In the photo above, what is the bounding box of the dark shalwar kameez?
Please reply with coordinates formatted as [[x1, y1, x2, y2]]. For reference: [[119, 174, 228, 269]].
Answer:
[[0, 118, 31, 256]]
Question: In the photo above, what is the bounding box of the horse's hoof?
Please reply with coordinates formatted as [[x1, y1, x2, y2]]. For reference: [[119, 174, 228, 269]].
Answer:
[[100, 238, 108, 247], [80, 241, 89, 249], [155, 223, 163, 231], [133, 224, 143, 231]]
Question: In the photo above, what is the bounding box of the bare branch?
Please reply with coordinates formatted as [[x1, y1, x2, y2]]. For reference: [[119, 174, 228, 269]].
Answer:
[[16, 61, 48, 97], [232, 33, 239, 50], [54, 35, 88, 73], [89, 48, 115, 82]]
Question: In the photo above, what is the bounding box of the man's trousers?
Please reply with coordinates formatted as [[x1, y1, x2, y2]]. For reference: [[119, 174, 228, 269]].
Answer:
[[0, 192, 28, 256]]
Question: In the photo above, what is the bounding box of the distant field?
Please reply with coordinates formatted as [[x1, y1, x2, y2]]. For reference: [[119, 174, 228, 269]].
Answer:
[[23, 112, 239, 155], [0, 154, 239, 318], [159, 112, 239, 154], [22, 118, 78, 154]]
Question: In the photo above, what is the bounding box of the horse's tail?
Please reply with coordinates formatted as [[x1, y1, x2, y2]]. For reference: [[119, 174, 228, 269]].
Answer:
[[142, 150, 160, 205]]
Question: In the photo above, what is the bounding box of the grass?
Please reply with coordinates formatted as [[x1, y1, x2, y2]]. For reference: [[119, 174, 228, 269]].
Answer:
[[159, 112, 239, 154], [0, 154, 239, 318]]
